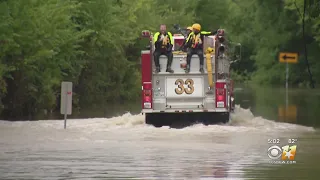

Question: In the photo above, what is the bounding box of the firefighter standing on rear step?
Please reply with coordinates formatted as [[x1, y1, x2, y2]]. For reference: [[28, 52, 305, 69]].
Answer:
[[153, 24, 174, 73], [185, 23, 218, 73]]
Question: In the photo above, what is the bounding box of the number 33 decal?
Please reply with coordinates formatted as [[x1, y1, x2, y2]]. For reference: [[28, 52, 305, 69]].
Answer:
[[175, 79, 194, 95]]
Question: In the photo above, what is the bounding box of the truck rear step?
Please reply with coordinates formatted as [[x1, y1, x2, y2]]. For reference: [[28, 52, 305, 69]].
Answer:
[[145, 112, 230, 128]]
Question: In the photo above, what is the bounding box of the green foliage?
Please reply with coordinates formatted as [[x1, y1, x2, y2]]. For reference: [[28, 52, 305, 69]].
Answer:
[[0, 0, 196, 119], [220, 0, 320, 87], [0, 0, 319, 119]]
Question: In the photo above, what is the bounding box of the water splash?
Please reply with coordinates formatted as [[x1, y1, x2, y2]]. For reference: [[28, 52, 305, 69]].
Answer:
[[0, 105, 316, 180], [0, 105, 315, 134]]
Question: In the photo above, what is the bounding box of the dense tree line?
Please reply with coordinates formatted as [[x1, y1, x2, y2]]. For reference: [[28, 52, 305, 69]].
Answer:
[[224, 0, 320, 87], [0, 0, 319, 120]]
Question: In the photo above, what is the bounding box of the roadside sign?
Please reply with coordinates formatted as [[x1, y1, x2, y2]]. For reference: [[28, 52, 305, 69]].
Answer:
[[60, 82, 72, 115], [61, 81, 72, 129], [279, 52, 298, 115], [279, 52, 298, 63], [278, 105, 297, 123]]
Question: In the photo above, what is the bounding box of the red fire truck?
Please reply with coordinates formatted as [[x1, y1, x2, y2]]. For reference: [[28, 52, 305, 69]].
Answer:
[[140, 28, 238, 127]]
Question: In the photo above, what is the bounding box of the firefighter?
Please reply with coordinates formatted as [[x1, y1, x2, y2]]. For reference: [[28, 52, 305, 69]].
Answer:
[[180, 26, 193, 52], [186, 26, 193, 34], [153, 24, 174, 73], [185, 23, 218, 73]]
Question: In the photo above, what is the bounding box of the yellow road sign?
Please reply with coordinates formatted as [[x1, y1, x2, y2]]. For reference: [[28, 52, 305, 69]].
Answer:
[[279, 52, 298, 63], [278, 105, 297, 123]]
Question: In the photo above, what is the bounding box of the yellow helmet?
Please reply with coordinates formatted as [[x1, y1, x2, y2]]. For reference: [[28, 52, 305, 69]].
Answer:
[[192, 23, 201, 31], [187, 26, 193, 31]]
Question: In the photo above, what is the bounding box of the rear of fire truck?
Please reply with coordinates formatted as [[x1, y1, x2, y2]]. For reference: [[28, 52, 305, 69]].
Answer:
[[140, 29, 237, 127]]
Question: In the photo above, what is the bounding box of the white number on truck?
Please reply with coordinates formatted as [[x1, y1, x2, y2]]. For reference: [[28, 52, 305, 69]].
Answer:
[[175, 79, 195, 95]]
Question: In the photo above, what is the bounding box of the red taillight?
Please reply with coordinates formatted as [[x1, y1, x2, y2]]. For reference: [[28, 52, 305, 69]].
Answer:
[[217, 89, 224, 101], [144, 90, 151, 102], [215, 81, 226, 108], [142, 82, 152, 109], [144, 96, 150, 102]]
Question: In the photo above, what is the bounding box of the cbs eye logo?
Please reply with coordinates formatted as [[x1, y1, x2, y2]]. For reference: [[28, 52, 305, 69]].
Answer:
[[267, 145, 282, 159], [267, 145, 297, 160]]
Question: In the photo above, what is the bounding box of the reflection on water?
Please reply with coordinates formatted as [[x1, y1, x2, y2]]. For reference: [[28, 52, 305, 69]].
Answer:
[[235, 85, 320, 128]]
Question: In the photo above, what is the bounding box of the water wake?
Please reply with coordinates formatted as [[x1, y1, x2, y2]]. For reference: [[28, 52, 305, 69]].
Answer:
[[0, 105, 316, 180], [0, 105, 315, 134]]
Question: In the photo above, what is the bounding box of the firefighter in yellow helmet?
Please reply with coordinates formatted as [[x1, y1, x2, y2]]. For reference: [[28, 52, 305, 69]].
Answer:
[[185, 23, 218, 73], [153, 24, 174, 73], [180, 26, 193, 52], [186, 26, 193, 34]]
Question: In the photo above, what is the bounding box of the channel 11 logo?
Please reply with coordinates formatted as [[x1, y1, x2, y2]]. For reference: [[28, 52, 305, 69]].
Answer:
[[267, 145, 297, 164]]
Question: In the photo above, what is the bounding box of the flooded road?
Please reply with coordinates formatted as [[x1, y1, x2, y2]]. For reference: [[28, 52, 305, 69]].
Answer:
[[0, 86, 320, 179]]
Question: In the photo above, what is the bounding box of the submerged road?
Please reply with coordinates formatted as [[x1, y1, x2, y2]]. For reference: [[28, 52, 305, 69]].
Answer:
[[0, 105, 319, 179]]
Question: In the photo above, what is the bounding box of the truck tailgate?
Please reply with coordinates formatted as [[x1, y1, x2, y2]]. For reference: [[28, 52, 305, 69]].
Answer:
[[152, 73, 209, 110], [165, 75, 204, 108]]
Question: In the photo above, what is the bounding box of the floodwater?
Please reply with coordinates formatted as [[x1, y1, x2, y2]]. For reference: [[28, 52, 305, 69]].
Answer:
[[0, 86, 320, 180]]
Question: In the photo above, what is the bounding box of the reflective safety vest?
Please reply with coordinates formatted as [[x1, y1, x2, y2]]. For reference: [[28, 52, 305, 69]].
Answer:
[[191, 33, 202, 48], [161, 35, 170, 48], [186, 31, 212, 49], [153, 32, 173, 49]]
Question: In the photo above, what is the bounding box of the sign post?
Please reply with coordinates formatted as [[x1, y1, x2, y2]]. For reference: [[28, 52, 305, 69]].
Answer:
[[279, 52, 298, 121], [60, 82, 73, 129]]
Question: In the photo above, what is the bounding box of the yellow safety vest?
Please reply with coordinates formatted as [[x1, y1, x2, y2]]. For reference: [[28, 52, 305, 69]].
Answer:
[[153, 32, 173, 49], [191, 33, 202, 48], [186, 31, 212, 49], [161, 35, 170, 48]]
